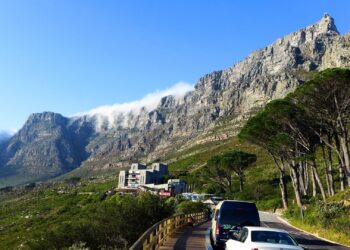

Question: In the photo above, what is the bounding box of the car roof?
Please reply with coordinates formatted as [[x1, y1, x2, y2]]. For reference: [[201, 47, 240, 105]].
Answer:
[[244, 226, 289, 234], [215, 199, 256, 209]]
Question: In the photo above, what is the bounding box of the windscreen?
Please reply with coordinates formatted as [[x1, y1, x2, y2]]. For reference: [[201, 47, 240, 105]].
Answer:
[[251, 231, 298, 246]]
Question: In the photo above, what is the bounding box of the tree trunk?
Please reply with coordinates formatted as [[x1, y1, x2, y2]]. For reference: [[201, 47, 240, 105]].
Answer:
[[334, 133, 346, 191], [239, 175, 244, 192], [304, 161, 309, 195], [299, 161, 307, 196], [271, 155, 289, 210], [321, 143, 331, 196], [312, 161, 327, 201], [279, 169, 289, 209], [334, 95, 350, 187], [334, 95, 350, 186], [326, 139, 335, 196], [227, 173, 233, 194], [290, 162, 303, 207], [340, 135, 350, 186], [311, 165, 317, 197], [339, 157, 345, 191]]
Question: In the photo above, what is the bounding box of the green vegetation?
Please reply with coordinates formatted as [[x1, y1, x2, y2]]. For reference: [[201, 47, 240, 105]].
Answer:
[[0, 178, 116, 249], [164, 136, 280, 209], [174, 200, 206, 214], [201, 150, 256, 196], [239, 68, 350, 208], [284, 189, 350, 246], [29, 192, 174, 249], [0, 177, 207, 249]]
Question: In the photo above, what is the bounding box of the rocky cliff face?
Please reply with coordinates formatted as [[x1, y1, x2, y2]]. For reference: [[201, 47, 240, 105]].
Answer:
[[1, 14, 349, 185], [0, 112, 95, 183]]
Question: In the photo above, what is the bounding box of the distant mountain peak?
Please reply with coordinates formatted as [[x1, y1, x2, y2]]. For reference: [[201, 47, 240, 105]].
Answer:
[[25, 112, 67, 127], [318, 13, 338, 34]]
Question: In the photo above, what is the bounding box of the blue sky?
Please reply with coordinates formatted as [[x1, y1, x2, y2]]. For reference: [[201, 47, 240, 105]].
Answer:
[[0, 0, 349, 133]]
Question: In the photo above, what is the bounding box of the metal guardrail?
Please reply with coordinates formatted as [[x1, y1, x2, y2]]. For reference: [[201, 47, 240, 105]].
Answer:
[[130, 211, 208, 250]]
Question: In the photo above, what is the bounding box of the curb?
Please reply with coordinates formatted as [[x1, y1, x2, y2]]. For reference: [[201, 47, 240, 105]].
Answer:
[[276, 214, 350, 248]]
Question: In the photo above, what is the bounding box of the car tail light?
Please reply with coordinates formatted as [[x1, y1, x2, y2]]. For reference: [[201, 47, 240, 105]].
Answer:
[[251, 248, 259, 250], [215, 223, 220, 237]]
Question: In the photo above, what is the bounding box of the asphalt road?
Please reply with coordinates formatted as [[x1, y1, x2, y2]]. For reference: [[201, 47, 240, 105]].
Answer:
[[160, 212, 350, 250], [259, 212, 350, 250]]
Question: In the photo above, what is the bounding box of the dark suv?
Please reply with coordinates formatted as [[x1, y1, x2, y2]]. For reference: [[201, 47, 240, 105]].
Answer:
[[211, 200, 260, 248]]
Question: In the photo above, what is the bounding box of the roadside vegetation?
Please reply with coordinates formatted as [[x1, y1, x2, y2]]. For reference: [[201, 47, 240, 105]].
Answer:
[[283, 188, 350, 245]]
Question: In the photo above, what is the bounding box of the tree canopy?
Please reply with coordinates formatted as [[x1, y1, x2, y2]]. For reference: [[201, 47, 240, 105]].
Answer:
[[201, 150, 256, 196], [239, 68, 350, 208]]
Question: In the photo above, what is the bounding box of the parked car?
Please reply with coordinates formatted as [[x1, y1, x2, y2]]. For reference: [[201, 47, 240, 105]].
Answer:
[[225, 226, 304, 250], [211, 200, 260, 248], [211, 196, 224, 205]]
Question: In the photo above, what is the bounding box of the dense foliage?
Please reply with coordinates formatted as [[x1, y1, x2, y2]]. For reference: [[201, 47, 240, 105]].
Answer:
[[174, 200, 206, 215], [201, 150, 256, 197], [239, 68, 350, 209], [28, 192, 174, 249], [0, 178, 208, 249]]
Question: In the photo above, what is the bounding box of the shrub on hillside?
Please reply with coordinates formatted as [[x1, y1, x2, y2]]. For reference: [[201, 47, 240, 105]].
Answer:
[[175, 200, 205, 214], [256, 198, 281, 211], [316, 201, 344, 227], [28, 193, 174, 249]]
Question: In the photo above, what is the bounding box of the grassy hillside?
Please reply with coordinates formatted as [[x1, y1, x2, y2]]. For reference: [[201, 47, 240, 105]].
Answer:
[[0, 178, 118, 249]]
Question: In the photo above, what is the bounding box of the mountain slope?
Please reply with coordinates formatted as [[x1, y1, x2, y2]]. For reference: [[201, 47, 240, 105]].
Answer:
[[1, 14, 350, 186], [0, 112, 95, 186]]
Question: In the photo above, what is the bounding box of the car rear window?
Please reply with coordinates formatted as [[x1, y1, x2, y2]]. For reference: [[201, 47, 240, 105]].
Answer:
[[251, 231, 298, 246], [219, 202, 260, 226]]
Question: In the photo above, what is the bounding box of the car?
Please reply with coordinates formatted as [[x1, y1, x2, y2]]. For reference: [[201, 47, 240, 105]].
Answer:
[[225, 226, 304, 250], [211, 200, 260, 248], [211, 196, 224, 205]]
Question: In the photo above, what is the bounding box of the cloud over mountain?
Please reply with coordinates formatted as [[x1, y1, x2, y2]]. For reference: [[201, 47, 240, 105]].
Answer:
[[74, 81, 194, 130]]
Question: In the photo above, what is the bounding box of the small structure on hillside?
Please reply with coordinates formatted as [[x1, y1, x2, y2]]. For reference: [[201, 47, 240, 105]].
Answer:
[[118, 162, 168, 188], [141, 179, 186, 197]]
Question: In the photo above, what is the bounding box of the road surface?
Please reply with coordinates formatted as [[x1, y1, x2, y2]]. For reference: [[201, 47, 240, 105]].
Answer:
[[259, 212, 349, 250], [159, 212, 350, 250]]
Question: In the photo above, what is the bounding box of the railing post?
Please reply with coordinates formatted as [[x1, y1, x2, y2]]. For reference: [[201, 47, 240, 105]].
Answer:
[[149, 231, 154, 250], [158, 222, 162, 247]]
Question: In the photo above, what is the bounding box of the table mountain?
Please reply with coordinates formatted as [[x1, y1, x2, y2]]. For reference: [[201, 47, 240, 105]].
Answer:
[[1, 14, 349, 186]]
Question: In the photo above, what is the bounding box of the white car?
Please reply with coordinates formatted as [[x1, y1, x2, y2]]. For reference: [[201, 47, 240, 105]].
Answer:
[[225, 226, 304, 250]]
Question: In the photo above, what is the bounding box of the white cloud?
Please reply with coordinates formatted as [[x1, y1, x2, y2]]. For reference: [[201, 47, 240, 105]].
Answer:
[[74, 81, 194, 130]]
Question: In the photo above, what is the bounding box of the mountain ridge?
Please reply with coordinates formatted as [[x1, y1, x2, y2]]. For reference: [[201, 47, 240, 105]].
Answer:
[[1, 14, 350, 187]]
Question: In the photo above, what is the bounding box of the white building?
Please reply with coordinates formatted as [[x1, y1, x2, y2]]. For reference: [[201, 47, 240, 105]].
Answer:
[[118, 163, 168, 188]]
